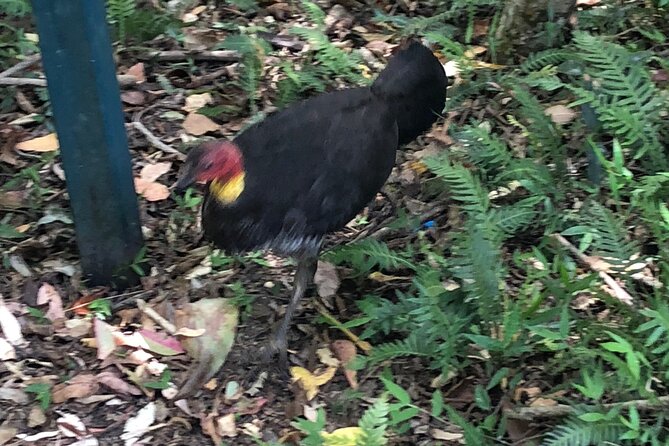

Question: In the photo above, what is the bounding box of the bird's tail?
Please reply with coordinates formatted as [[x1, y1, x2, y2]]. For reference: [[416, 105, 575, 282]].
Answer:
[[371, 40, 448, 145]]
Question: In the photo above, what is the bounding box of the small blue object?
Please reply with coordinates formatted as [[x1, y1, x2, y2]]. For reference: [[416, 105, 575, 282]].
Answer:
[[32, 0, 144, 286], [422, 220, 436, 229]]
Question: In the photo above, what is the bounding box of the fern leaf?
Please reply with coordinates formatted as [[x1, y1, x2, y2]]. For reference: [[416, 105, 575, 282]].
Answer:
[[356, 397, 389, 446]]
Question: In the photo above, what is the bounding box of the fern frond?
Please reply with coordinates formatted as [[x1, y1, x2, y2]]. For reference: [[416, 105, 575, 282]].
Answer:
[[425, 155, 490, 218], [326, 239, 415, 276], [520, 49, 574, 73], [455, 125, 513, 177], [636, 303, 669, 380], [543, 419, 625, 446], [300, 0, 326, 26], [356, 397, 389, 446], [368, 330, 435, 362], [289, 27, 365, 84], [582, 202, 639, 268]]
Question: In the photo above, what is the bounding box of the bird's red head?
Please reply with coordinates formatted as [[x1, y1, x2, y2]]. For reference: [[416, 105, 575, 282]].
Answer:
[[174, 140, 244, 191]]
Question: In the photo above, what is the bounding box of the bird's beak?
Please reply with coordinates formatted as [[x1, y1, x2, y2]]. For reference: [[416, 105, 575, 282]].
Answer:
[[173, 170, 196, 193]]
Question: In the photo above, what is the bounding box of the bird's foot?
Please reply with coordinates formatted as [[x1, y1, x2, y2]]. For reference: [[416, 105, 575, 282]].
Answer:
[[257, 336, 289, 376]]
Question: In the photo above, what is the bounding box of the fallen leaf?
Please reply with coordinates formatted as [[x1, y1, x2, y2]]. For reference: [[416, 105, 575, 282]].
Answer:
[[544, 104, 577, 125], [139, 329, 185, 356], [57, 413, 88, 438], [217, 413, 237, 438], [431, 429, 464, 441], [183, 112, 220, 136], [314, 261, 340, 298], [316, 347, 340, 367], [139, 162, 172, 182], [0, 387, 29, 404], [121, 91, 146, 105], [15, 133, 59, 152], [321, 427, 363, 446], [96, 371, 142, 396], [94, 319, 117, 360], [0, 338, 15, 360], [174, 327, 206, 337], [368, 271, 405, 282], [290, 366, 336, 401], [121, 402, 155, 446], [126, 62, 146, 83], [0, 295, 25, 346], [201, 414, 222, 445], [134, 178, 170, 202], [183, 93, 214, 113], [27, 405, 47, 427], [174, 298, 239, 398], [0, 426, 18, 445], [331, 340, 358, 389], [15, 431, 59, 442], [52, 374, 99, 403], [57, 318, 93, 338], [36, 283, 65, 322]]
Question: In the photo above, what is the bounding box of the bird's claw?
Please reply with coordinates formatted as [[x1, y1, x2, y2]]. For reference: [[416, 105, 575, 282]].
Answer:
[[258, 337, 289, 374]]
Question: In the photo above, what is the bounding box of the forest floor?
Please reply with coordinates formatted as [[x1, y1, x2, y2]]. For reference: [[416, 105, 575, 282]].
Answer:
[[3, 1, 669, 445]]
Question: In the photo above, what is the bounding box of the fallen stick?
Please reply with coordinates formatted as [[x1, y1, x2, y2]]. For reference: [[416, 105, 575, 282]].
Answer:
[[0, 74, 140, 88], [127, 121, 185, 160], [551, 233, 634, 306], [0, 54, 41, 80], [505, 395, 669, 420], [139, 50, 240, 62]]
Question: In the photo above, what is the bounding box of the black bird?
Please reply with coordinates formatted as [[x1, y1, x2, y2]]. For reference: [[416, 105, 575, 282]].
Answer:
[[175, 40, 447, 366]]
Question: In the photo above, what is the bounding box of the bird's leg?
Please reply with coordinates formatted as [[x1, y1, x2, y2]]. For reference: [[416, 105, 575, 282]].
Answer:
[[261, 256, 318, 369]]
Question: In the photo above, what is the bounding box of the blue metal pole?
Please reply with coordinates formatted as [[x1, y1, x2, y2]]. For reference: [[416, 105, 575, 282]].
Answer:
[[32, 0, 144, 286]]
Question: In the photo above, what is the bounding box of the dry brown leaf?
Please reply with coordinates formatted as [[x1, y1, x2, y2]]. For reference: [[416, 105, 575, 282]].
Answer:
[[544, 104, 577, 125], [183, 113, 220, 136], [121, 91, 146, 105], [0, 295, 25, 346], [331, 340, 358, 389], [126, 63, 145, 83], [15, 133, 60, 152], [140, 162, 171, 182], [314, 261, 340, 298], [36, 283, 65, 322], [134, 178, 170, 202], [96, 371, 142, 396], [183, 93, 214, 113], [216, 414, 237, 438], [52, 374, 99, 403]]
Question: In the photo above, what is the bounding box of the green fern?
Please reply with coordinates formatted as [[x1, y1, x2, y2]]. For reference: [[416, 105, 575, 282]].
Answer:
[[584, 202, 639, 267], [289, 27, 365, 84], [455, 125, 513, 178], [106, 0, 136, 42], [636, 303, 669, 380], [425, 154, 490, 219], [0, 0, 30, 17], [444, 406, 489, 445], [511, 86, 564, 172], [219, 35, 270, 111], [326, 239, 415, 277], [356, 397, 389, 446], [301, 0, 326, 26], [520, 48, 574, 72], [542, 419, 625, 446]]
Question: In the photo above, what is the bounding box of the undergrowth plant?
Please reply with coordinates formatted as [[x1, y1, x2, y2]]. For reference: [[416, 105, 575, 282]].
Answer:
[[324, 15, 669, 444]]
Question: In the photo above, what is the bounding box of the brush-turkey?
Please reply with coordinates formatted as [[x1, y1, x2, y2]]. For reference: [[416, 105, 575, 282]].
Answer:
[[174, 40, 447, 366]]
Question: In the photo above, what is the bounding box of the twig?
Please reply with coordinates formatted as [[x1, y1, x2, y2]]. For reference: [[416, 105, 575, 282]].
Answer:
[[551, 233, 634, 306], [140, 50, 240, 62], [136, 298, 177, 334], [127, 121, 185, 160], [0, 54, 41, 80], [312, 300, 372, 352], [0, 74, 139, 88], [504, 396, 669, 420]]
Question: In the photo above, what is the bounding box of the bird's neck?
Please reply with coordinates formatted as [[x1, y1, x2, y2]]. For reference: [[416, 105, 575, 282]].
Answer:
[[209, 171, 245, 204]]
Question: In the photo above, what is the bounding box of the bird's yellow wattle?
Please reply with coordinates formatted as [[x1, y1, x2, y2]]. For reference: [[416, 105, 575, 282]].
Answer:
[[210, 172, 245, 204]]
